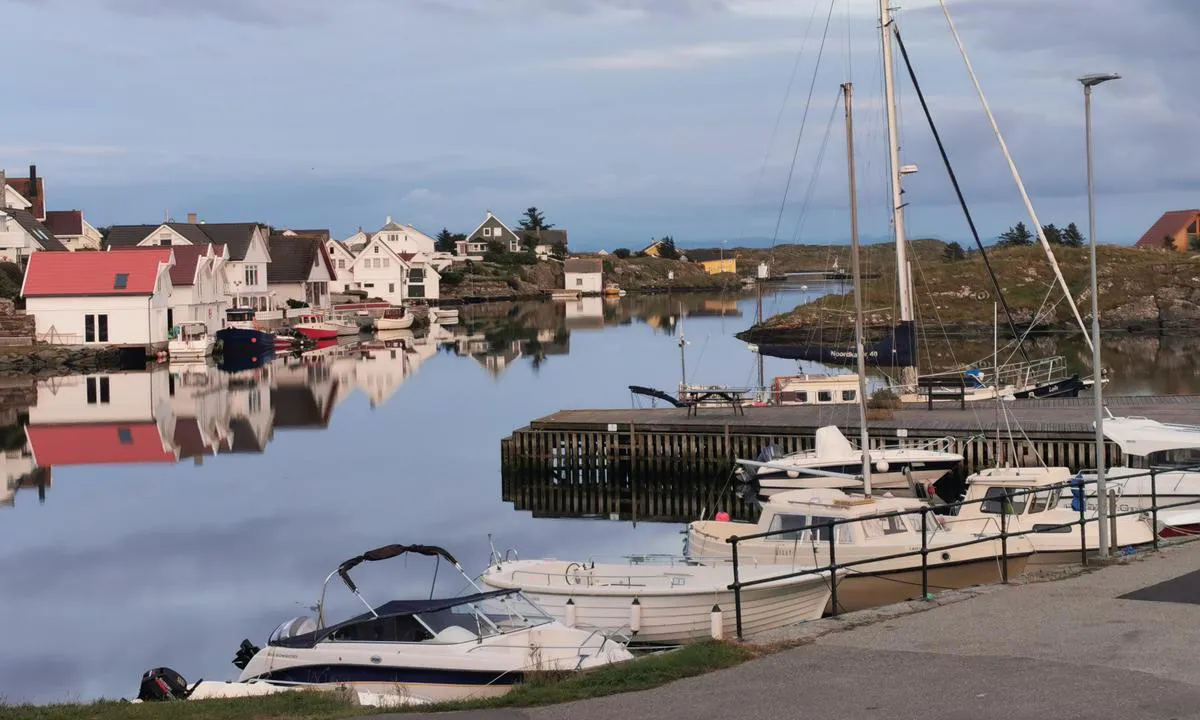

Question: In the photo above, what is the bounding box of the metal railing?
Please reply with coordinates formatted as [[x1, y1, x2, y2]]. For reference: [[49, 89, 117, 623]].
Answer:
[[725, 464, 1200, 640]]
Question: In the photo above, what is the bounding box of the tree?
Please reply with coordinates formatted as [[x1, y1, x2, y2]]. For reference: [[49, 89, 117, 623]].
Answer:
[[518, 206, 553, 233], [1062, 223, 1085, 248], [942, 241, 966, 262], [655, 235, 680, 260], [1164, 235, 1177, 250], [1190, 234, 1200, 252], [613, 248, 631, 259], [997, 222, 1033, 247], [1041, 224, 1063, 245], [483, 238, 508, 262], [435, 228, 457, 253]]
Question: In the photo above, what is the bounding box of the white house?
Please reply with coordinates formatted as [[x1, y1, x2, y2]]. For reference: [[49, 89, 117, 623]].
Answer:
[[457, 211, 521, 255], [106, 219, 273, 311], [22, 248, 174, 348], [325, 240, 357, 292], [166, 243, 228, 333], [0, 207, 67, 264], [267, 231, 336, 309], [44, 210, 103, 251], [564, 258, 604, 295], [375, 217, 436, 256], [337, 233, 442, 304]]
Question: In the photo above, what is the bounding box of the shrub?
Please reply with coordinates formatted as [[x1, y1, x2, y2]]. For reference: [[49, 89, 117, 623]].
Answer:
[[868, 388, 902, 410], [613, 248, 631, 259]]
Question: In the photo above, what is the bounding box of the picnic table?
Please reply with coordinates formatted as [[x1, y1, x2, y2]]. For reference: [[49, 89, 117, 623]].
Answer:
[[678, 386, 753, 416]]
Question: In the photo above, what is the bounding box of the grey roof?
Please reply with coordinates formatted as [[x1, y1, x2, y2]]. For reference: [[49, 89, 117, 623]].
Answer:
[[105, 222, 263, 260], [683, 248, 727, 262], [531, 228, 568, 246], [267, 234, 322, 284], [3, 208, 66, 251], [564, 258, 603, 274]]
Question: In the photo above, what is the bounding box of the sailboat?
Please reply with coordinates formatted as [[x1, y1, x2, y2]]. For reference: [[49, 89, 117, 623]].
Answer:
[[691, 84, 1031, 612], [751, 0, 1090, 404]]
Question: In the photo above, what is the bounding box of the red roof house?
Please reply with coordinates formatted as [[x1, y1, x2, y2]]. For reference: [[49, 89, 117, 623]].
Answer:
[[22, 248, 173, 297], [26, 423, 177, 466], [1135, 210, 1200, 251]]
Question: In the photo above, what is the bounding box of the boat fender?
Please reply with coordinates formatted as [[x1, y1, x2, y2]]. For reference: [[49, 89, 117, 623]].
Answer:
[[941, 552, 951, 561], [565, 598, 577, 628], [787, 471, 800, 479], [710, 605, 723, 641], [630, 598, 642, 634], [715, 511, 731, 522], [875, 460, 890, 473]]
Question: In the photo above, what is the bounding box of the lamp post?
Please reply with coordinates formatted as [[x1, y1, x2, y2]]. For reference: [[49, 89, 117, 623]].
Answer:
[[1079, 72, 1120, 557]]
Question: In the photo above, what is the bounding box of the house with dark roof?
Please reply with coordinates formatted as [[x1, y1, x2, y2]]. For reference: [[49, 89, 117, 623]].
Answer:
[[564, 257, 604, 294], [44, 210, 103, 251], [1135, 210, 1200, 251], [457, 211, 521, 256], [22, 248, 174, 348], [341, 232, 441, 304], [528, 228, 568, 259], [105, 217, 273, 311], [681, 248, 737, 275], [0, 165, 46, 220], [267, 230, 336, 309], [0, 207, 67, 263]]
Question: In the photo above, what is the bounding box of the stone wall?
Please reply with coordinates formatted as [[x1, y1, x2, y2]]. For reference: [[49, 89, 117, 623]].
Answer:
[[0, 299, 34, 345]]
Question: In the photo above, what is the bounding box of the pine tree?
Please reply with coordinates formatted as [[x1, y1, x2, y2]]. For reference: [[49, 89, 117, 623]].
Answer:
[[997, 222, 1034, 247], [1041, 224, 1063, 245], [942, 241, 966, 262], [1061, 223, 1085, 248]]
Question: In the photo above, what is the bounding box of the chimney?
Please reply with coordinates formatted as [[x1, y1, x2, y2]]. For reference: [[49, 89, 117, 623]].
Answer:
[[28, 165, 37, 197], [187, 212, 198, 224], [0, 170, 6, 208]]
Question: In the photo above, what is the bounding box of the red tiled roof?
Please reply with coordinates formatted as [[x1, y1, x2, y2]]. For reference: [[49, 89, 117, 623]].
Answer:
[[22, 248, 172, 297], [6, 177, 45, 220], [397, 252, 415, 263], [43, 210, 83, 236], [27, 423, 177, 466], [1136, 210, 1200, 248]]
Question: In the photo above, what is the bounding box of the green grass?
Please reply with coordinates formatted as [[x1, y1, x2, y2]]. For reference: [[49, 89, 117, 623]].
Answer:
[[0, 643, 756, 720]]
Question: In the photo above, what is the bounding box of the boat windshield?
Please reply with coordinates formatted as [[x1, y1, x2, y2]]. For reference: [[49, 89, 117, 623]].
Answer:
[[980, 487, 1029, 515], [1146, 448, 1200, 470], [415, 592, 552, 641], [767, 513, 853, 544]]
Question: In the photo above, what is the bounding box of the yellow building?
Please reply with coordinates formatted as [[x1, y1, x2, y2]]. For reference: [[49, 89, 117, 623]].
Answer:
[[698, 258, 736, 275]]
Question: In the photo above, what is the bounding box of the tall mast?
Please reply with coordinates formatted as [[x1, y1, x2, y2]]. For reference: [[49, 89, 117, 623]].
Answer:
[[844, 82, 873, 498], [880, 0, 916, 387]]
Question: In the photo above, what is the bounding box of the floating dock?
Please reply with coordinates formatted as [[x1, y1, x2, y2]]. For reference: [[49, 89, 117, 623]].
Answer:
[[500, 395, 1200, 522]]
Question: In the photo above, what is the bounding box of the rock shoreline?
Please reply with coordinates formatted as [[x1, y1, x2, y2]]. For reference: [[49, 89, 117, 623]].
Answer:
[[0, 345, 127, 376]]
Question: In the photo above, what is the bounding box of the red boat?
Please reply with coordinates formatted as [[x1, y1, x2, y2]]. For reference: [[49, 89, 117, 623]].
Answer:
[[292, 314, 339, 340]]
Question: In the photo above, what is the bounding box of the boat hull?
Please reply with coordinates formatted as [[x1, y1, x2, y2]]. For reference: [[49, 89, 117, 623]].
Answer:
[[1010, 374, 1085, 399], [824, 556, 1030, 612], [376, 316, 414, 331], [216, 327, 273, 349], [295, 325, 338, 340]]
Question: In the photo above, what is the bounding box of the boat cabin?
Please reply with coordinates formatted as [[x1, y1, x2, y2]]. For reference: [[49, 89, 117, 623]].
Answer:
[[1102, 417, 1200, 469], [952, 467, 1071, 520], [754, 488, 935, 546], [770, 374, 860, 406], [225, 308, 256, 325], [172, 321, 209, 341], [269, 590, 551, 648]]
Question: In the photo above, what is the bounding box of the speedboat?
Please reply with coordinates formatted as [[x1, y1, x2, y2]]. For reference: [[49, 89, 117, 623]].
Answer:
[[168, 321, 215, 361], [946, 466, 1155, 565], [686, 488, 1033, 613], [742, 426, 962, 498], [481, 554, 836, 644], [223, 543, 631, 703], [293, 313, 341, 340]]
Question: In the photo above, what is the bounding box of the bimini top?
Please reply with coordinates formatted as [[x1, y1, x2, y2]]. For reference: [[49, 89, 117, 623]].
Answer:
[[271, 589, 520, 649], [1102, 417, 1200, 457]]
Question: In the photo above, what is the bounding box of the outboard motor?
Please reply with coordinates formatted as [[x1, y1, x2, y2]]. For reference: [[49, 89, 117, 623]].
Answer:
[[232, 639, 261, 670], [137, 667, 190, 701]]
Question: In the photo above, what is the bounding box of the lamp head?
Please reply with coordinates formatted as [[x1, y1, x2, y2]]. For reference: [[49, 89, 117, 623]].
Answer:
[[1079, 73, 1121, 88]]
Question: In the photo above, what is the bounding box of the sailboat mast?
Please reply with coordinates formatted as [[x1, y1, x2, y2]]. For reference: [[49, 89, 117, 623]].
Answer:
[[843, 82, 873, 498], [880, 0, 917, 387]]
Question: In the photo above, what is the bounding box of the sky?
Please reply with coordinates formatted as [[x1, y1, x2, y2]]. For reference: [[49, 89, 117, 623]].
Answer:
[[1, 0, 1195, 249]]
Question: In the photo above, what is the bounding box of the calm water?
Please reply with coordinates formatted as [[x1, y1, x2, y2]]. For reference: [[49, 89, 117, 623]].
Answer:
[[2, 285, 1197, 703]]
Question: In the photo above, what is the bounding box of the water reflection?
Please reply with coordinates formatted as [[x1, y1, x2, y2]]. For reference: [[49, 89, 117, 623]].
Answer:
[[3, 287, 1200, 703]]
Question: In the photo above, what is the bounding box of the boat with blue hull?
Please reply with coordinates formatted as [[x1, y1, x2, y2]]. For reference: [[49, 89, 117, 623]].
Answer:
[[216, 308, 274, 353]]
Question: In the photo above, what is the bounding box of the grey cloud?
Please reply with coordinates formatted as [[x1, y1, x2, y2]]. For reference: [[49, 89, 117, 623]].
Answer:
[[412, 0, 730, 18], [98, 0, 343, 26]]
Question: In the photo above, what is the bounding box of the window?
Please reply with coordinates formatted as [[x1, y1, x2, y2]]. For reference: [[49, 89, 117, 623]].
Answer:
[[818, 390, 833, 402], [409, 268, 424, 281], [363, 283, 374, 288], [842, 390, 856, 401], [388, 283, 395, 293], [249, 390, 261, 414], [86, 377, 111, 405], [409, 284, 425, 299], [482, 227, 492, 237], [244, 265, 259, 286], [767, 514, 851, 543], [337, 259, 345, 269], [859, 514, 911, 538], [86, 377, 97, 404], [374, 246, 380, 254], [383, 258, 390, 268], [1029, 489, 1059, 514], [576, 278, 583, 286], [114, 273, 128, 290], [117, 427, 132, 444], [159, 233, 171, 246], [84, 314, 109, 343], [981, 487, 1028, 515]]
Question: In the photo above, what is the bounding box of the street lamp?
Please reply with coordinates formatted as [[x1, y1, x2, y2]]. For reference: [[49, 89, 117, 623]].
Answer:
[[1079, 71, 1120, 557]]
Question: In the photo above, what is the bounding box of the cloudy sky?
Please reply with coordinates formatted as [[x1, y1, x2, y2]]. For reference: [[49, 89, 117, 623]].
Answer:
[[1, 0, 1193, 248]]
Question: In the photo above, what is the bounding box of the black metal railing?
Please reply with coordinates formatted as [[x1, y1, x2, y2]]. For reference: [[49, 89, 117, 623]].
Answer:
[[725, 464, 1200, 640]]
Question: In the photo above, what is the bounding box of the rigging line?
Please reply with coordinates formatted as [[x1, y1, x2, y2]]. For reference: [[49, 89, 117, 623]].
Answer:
[[789, 89, 843, 244], [750, 0, 823, 213], [769, 0, 839, 249], [892, 24, 1029, 363], [936, 0, 1093, 354]]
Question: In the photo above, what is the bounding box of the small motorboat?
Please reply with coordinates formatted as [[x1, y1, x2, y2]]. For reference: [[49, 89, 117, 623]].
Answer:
[[376, 308, 414, 331], [293, 313, 340, 340], [482, 554, 836, 644], [429, 306, 459, 324], [139, 543, 632, 705], [216, 308, 273, 350], [168, 321, 215, 361]]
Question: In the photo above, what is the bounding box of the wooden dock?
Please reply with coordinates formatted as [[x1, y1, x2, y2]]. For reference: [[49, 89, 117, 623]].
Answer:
[[500, 395, 1200, 523]]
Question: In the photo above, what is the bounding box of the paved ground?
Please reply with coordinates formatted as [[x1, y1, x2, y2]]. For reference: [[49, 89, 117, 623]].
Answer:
[[376, 541, 1200, 720]]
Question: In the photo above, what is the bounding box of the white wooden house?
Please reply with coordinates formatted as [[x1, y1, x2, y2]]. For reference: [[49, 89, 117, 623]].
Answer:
[[267, 231, 336, 309], [44, 210, 103, 251], [564, 258, 604, 295], [22, 248, 174, 349]]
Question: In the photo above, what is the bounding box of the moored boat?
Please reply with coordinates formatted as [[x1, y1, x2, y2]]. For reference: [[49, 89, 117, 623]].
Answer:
[[293, 313, 340, 340], [215, 308, 274, 350], [376, 308, 414, 330], [167, 321, 215, 361], [481, 555, 835, 644]]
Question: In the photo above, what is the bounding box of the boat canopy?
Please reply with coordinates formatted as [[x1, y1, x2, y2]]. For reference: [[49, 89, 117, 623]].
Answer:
[[1102, 417, 1200, 458], [337, 543, 461, 593]]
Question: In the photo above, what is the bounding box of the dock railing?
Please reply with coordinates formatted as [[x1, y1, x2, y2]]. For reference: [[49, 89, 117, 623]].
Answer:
[[725, 464, 1200, 640]]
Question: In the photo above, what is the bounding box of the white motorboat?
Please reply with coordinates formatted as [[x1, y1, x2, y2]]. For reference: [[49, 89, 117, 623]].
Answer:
[[376, 308, 414, 331], [1072, 417, 1200, 515], [328, 315, 362, 336], [430, 307, 459, 324], [946, 466, 1155, 565], [767, 373, 861, 406], [225, 544, 631, 703], [687, 488, 1033, 613], [742, 426, 962, 498], [481, 555, 835, 644], [168, 322, 215, 361]]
